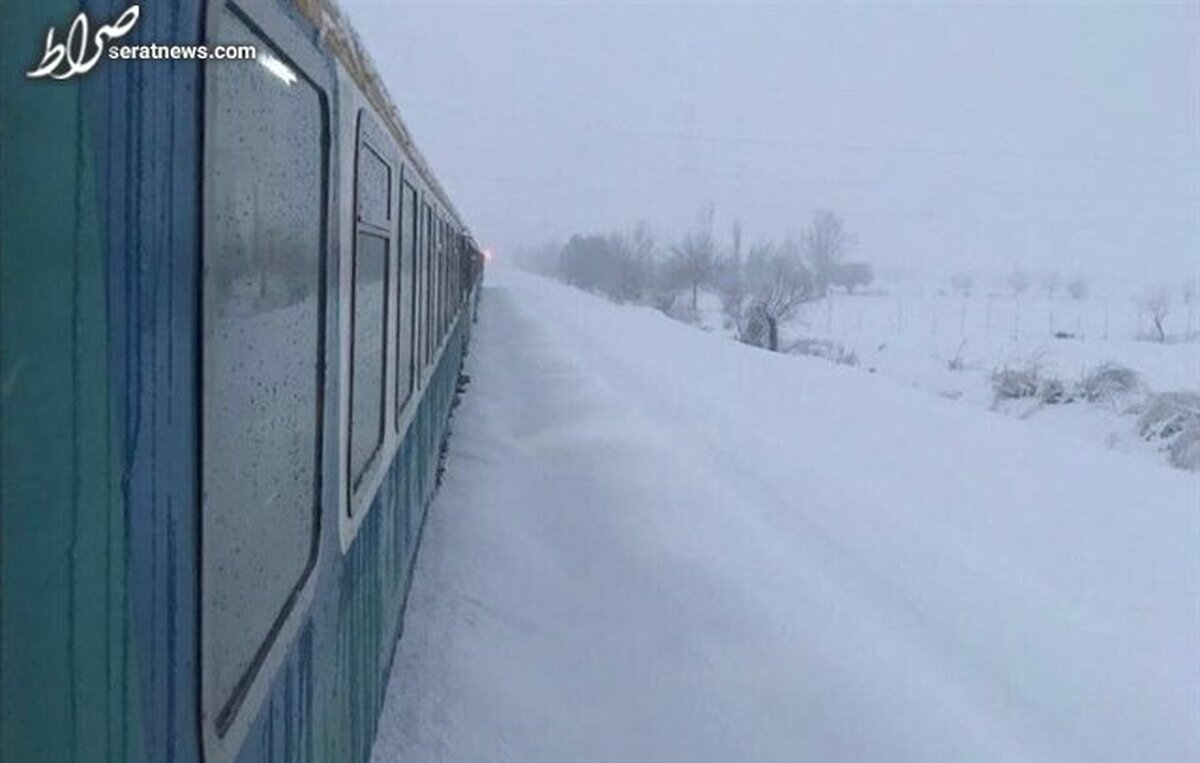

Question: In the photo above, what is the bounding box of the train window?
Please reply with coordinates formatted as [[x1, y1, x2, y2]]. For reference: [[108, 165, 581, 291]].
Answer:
[[415, 201, 424, 369], [440, 221, 448, 333], [428, 215, 437, 352], [447, 231, 454, 321], [440, 222, 449, 334], [423, 203, 434, 365], [455, 234, 462, 307], [437, 219, 444, 339], [202, 7, 325, 731], [416, 200, 427, 374], [350, 233, 388, 486], [444, 225, 451, 327], [350, 126, 392, 491], [438, 221, 445, 334], [415, 203, 424, 368], [357, 143, 391, 225], [396, 181, 418, 423], [452, 232, 460, 314], [447, 232, 454, 318]]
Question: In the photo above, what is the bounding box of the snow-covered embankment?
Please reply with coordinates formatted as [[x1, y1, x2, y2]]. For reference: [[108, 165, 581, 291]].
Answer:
[[372, 267, 1198, 762]]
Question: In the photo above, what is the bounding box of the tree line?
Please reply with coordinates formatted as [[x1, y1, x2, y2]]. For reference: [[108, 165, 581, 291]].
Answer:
[[521, 208, 874, 352]]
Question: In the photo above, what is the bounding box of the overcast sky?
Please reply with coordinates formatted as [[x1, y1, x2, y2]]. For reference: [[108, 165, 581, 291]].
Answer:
[[340, 0, 1198, 285]]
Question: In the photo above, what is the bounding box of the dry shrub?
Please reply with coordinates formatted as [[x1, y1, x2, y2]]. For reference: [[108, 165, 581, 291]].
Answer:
[[991, 362, 1066, 404], [1168, 423, 1200, 471], [1138, 392, 1200, 441], [788, 338, 859, 367], [1078, 363, 1143, 403]]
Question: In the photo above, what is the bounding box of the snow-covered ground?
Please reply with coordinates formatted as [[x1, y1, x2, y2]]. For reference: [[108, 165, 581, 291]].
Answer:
[[372, 267, 1198, 762], [695, 288, 1200, 470]]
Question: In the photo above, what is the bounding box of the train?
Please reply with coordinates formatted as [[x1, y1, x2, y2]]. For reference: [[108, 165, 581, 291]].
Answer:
[[1, 0, 484, 760]]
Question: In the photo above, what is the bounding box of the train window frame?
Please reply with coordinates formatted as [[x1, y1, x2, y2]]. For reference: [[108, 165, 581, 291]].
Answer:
[[447, 230, 454, 318], [456, 233, 463, 308], [427, 211, 437, 356], [347, 110, 395, 501], [444, 222, 451, 331], [413, 195, 426, 381], [199, 1, 332, 760], [433, 216, 442, 343], [441, 219, 449, 335], [395, 179, 420, 430], [451, 229, 459, 321], [430, 216, 438, 343], [436, 214, 443, 346], [440, 220, 448, 336]]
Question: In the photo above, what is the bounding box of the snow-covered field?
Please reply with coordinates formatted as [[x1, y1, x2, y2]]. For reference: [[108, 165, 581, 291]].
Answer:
[[696, 287, 1200, 471], [372, 267, 1197, 762]]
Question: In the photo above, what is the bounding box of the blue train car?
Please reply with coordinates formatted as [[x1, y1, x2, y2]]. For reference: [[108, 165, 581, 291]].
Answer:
[[0, 1, 484, 760]]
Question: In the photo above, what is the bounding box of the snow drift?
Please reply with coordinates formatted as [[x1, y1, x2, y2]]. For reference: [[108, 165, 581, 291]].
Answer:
[[372, 267, 1198, 762]]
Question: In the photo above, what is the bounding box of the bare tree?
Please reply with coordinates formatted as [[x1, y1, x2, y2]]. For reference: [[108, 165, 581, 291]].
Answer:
[[716, 219, 747, 325], [559, 233, 609, 291], [803, 210, 851, 296], [1008, 267, 1031, 297], [558, 231, 651, 303], [629, 220, 656, 262], [1066, 275, 1089, 300], [672, 204, 718, 312], [1183, 278, 1198, 339], [615, 222, 656, 302], [740, 241, 814, 351], [649, 255, 688, 315], [730, 218, 743, 267], [1141, 288, 1171, 343], [1042, 271, 1061, 298], [950, 272, 974, 296], [830, 262, 874, 294]]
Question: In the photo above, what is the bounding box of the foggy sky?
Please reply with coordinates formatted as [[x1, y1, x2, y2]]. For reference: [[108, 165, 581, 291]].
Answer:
[[340, 0, 1198, 285]]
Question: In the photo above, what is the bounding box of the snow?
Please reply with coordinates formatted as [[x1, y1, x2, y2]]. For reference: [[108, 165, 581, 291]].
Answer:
[[695, 288, 1200, 470], [372, 267, 1198, 762]]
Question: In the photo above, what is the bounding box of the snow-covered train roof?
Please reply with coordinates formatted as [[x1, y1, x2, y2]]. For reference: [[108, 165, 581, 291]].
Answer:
[[296, 0, 466, 228]]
